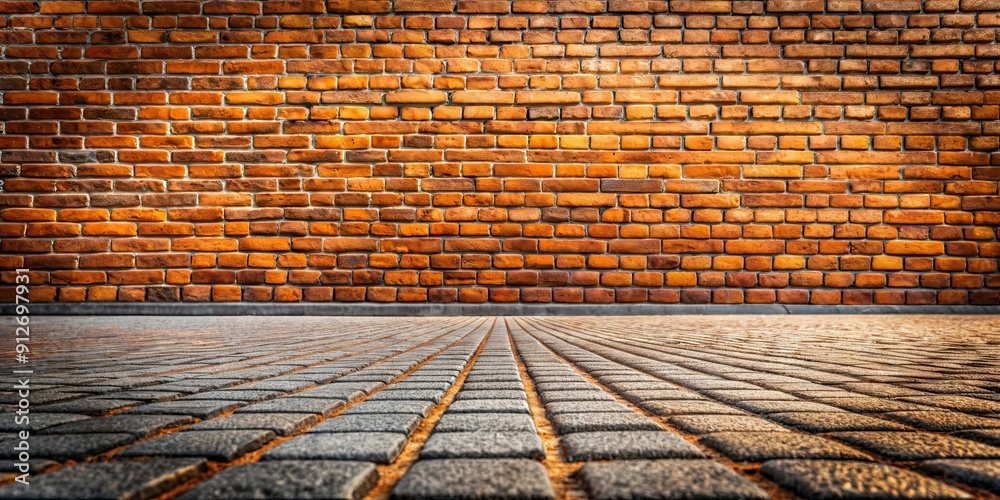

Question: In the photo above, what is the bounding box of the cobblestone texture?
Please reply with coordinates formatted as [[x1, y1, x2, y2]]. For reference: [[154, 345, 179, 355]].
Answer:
[[1, 315, 999, 499]]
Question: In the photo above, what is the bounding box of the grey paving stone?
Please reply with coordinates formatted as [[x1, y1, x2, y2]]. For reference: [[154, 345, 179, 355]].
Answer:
[[92, 390, 182, 402], [188, 413, 319, 436], [669, 415, 791, 434], [578, 459, 769, 500], [341, 400, 435, 417], [0, 458, 207, 499], [550, 412, 661, 434], [832, 432, 1000, 460], [179, 460, 378, 500], [369, 389, 446, 403], [447, 399, 530, 414], [121, 400, 242, 419], [310, 414, 421, 434], [264, 432, 407, 463], [434, 413, 536, 433], [0, 413, 89, 432], [881, 411, 1000, 432], [118, 430, 274, 461], [181, 390, 283, 402], [921, 459, 1000, 495], [769, 412, 911, 432], [237, 397, 346, 417], [460, 381, 524, 391], [533, 381, 594, 392], [0, 433, 135, 461], [735, 400, 845, 414], [638, 400, 744, 416], [391, 459, 555, 500], [231, 380, 315, 393], [704, 389, 799, 403], [545, 401, 631, 416], [454, 390, 526, 401], [539, 390, 616, 404], [700, 432, 870, 462], [420, 432, 545, 459], [560, 431, 704, 461], [762, 459, 972, 499], [40, 414, 193, 437], [35, 399, 141, 416]]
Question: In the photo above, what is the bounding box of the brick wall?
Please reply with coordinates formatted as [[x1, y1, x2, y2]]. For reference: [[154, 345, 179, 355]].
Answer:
[[1, 0, 999, 306]]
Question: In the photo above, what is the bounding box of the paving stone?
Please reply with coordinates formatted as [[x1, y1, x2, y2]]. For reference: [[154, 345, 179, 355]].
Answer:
[[560, 431, 704, 461], [181, 390, 283, 402], [179, 460, 378, 500], [762, 459, 972, 499], [954, 429, 1000, 447], [118, 430, 274, 461], [35, 398, 141, 416], [735, 400, 845, 414], [832, 432, 1000, 460], [120, 400, 242, 419], [545, 401, 632, 415], [700, 432, 870, 462], [817, 397, 933, 413], [40, 414, 193, 437], [881, 411, 1000, 432], [420, 432, 545, 459], [454, 390, 526, 401], [578, 459, 769, 500], [704, 389, 800, 403], [237, 397, 346, 416], [188, 413, 319, 436], [538, 390, 616, 404], [447, 399, 530, 414], [921, 459, 1000, 495], [0, 459, 207, 499], [434, 413, 536, 433], [460, 381, 524, 391], [0, 413, 86, 432], [638, 400, 745, 416], [769, 412, 912, 432], [391, 459, 555, 500], [549, 412, 661, 434], [902, 396, 1000, 415], [669, 415, 791, 434], [0, 433, 135, 461], [310, 414, 421, 434], [264, 432, 407, 463], [341, 400, 435, 416]]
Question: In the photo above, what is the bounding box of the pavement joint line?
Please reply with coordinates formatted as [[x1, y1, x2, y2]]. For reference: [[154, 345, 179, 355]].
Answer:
[[505, 317, 587, 500], [514, 317, 799, 500], [523, 317, 1000, 499], [150, 317, 491, 500], [363, 318, 497, 500]]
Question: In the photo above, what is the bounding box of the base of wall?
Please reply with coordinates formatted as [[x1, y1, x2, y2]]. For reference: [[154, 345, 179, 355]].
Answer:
[[3, 303, 999, 316]]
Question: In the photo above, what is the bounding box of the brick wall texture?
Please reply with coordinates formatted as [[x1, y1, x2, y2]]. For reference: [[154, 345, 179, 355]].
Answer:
[[1, 0, 999, 307]]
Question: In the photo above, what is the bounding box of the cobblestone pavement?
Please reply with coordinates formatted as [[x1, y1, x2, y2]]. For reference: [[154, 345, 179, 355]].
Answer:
[[1, 315, 999, 499]]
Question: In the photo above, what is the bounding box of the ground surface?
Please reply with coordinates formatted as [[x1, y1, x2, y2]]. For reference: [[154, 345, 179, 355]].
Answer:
[[1, 315, 999, 500]]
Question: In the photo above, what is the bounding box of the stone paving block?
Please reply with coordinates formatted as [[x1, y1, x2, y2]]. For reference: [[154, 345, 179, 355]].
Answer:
[[264, 432, 407, 463], [762, 459, 973, 499], [454, 390, 526, 401], [420, 432, 545, 459], [237, 397, 346, 416], [901, 396, 1000, 415], [619, 390, 699, 404], [735, 400, 845, 414], [538, 390, 616, 404], [921, 459, 1000, 495], [447, 399, 530, 414], [549, 412, 662, 434], [181, 390, 284, 402], [40, 414, 193, 437], [560, 431, 704, 461], [637, 400, 745, 416], [0, 413, 93, 432], [700, 432, 870, 462], [704, 389, 800, 403], [578, 459, 769, 500], [545, 401, 632, 416], [769, 412, 912, 432], [188, 413, 319, 436], [0, 433, 135, 461], [35, 398, 140, 416], [0, 459, 207, 499], [179, 460, 378, 500], [434, 413, 536, 433], [669, 415, 791, 434], [460, 381, 524, 391], [831, 432, 1000, 460], [341, 400, 435, 416], [120, 400, 242, 419], [310, 414, 421, 434], [817, 397, 934, 413], [93, 390, 183, 403], [954, 429, 1000, 447], [391, 459, 555, 500], [118, 430, 274, 461], [881, 411, 1000, 432]]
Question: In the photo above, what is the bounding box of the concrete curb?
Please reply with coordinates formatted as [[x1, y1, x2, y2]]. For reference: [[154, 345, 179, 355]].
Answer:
[[3, 303, 999, 316]]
